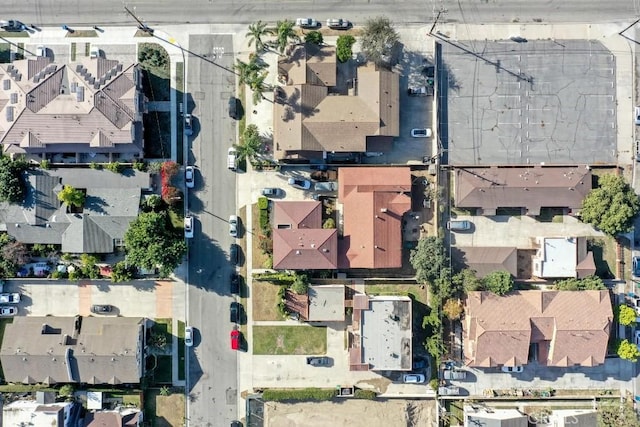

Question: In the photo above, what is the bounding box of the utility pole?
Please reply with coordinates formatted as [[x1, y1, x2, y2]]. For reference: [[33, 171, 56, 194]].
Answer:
[[123, 5, 154, 34]]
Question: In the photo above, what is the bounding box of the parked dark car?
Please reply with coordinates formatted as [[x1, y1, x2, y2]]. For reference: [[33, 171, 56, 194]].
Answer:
[[230, 272, 240, 294], [229, 243, 239, 265], [230, 302, 239, 323], [228, 97, 240, 120], [306, 356, 331, 366], [0, 20, 26, 32], [91, 304, 113, 314]]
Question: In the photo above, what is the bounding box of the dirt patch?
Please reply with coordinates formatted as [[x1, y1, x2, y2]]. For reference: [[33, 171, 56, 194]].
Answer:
[[265, 399, 436, 427], [146, 389, 184, 427], [252, 281, 283, 321]]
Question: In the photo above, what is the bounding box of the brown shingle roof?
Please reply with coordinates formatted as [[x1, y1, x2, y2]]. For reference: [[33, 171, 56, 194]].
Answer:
[[455, 247, 518, 278], [338, 167, 411, 269], [464, 290, 612, 368], [274, 200, 322, 229], [0, 58, 142, 156], [455, 166, 592, 216], [274, 56, 399, 159]]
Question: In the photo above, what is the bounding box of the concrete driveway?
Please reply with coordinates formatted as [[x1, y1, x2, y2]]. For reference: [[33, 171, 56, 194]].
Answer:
[[5, 279, 181, 319], [451, 215, 604, 248]]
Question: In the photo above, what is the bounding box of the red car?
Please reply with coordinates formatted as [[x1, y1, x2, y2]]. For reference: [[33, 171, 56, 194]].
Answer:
[[230, 329, 240, 350]]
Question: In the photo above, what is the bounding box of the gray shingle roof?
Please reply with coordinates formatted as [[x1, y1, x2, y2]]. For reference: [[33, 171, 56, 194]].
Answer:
[[1, 316, 146, 385]]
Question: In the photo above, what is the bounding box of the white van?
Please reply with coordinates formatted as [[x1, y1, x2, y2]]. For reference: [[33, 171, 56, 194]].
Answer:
[[227, 147, 237, 171]]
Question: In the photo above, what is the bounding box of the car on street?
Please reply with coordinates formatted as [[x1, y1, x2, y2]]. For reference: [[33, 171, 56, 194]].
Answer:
[[185, 326, 194, 347], [229, 96, 240, 120], [261, 187, 283, 197], [184, 216, 194, 239], [326, 18, 350, 29], [185, 166, 195, 188], [0, 293, 20, 304], [229, 214, 238, 237], [230, 329, 240, 350], [296, 18, 319, 28], [91, 304, 113, 314], [306, 356, 331, 366], [229, 243, 239, 265], [0, 20, 26, 32], [0, 306, 17, 316], [230, 302, 239, 323], [633, 256, 640, 277], [501, 365, 524, 373], [288, 177, 312, 190], [403, 374, 426, 384], [230, 272, 240, 294], [227, 147, 237, 171], [408, 86, 429, 96], [184, 114, 194, 136], [411, 128, 432, 138], [635, 107, 640, 125]]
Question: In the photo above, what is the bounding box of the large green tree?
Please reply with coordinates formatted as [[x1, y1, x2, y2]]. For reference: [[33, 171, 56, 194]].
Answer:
[[580, 174, 640, 236], [360, 16, 400, 67], [336, 35, 356, 63], [410, 236, 448, 284], [57, 185, 85, 208], [452, 268, 483, 293], [0, 156, 27, 204], [482, 270, 514, 295], [617, 304, 637, 326], [246, 20, 271, 53], [124, 211, 187, 277]]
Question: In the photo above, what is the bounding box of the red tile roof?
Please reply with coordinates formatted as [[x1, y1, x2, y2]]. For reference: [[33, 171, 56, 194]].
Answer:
[[272, 201, 338, 270], [464, 290, 612, 368], [338, 167, 411, 269]]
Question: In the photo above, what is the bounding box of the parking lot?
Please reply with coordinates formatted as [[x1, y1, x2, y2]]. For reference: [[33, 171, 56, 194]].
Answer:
[[442, 39, 617, 165]]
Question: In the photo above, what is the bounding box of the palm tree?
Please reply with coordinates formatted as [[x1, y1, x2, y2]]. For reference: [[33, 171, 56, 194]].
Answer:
[[235, 124, 263, 162], [234, 57, 267, 86], [246, 20, 271, 53], [275, 20, 300, 53], [248, 71, 271, 105]]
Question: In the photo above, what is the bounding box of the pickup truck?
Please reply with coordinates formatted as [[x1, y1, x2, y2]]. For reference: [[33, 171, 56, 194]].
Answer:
[[314, 181, 338, 192], [0, 293, 20, 304], [306, 356, 331, 366], [310, 170, 338, 182]]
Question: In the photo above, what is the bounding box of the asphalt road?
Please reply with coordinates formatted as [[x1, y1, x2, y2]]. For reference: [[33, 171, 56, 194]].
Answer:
[[185, 34, 238, 425], [3, 0, 637, 26]]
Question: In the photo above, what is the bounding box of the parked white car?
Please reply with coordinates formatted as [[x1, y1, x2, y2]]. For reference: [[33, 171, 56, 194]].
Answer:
[[296, 18, 319, 28], [185, 166, 195, 188], [185, 326, 194, 347], [403, 374, 426, 384], [229, 214, 238, 238], [184, 216, 194, 239], [411, 128, 432, 138]]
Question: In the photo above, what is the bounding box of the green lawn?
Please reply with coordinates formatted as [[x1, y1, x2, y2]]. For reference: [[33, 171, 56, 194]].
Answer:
[[253, 326, 327, 355]]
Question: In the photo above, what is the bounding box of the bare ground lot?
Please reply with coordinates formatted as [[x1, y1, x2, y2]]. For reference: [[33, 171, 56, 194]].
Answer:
[[265, 399, 436, 427]]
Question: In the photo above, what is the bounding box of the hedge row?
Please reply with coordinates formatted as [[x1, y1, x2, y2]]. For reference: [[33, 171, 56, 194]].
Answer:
[[253, 272, 297, 283], [353, 389, 377, 400], [262, 388, 338, 402]]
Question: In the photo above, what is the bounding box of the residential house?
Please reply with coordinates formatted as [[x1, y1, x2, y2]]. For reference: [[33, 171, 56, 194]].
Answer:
[[348, 294, 412, 371], [454, 247, 518, 278], [3, 396, 74, 426], [0, 56, 145, 162], [83, 410, 142, 427], [532, 237, 596, 278], [464, 290, 612, 368], [463, 407, 528, 427], [1, 316, 147, 384], [546, 409, 597, 427], [272, 201, 338, 270], [273, 43, 399, 161], [0, 168, 151, 253], [338, 167, 411, 269], [283, 284, 346, 322], [454, 165, 592, 216]]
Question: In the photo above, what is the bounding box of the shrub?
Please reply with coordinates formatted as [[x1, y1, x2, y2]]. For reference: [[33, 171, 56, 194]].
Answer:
[[39, 159, 50, 169], [51, 269, 68, 279], [336, 35, 356, 63], [105, 162, 124, 174], [322, 218, 336, 229], [89, 162, 102, 170], [262, 388, 338, 402], [262, 256, 273, 269], [258, 196, 269, 210], [59, 384, 75, 397], [258, 234, 273, 255], [291, 274, 309, 295], [259, 209, 270, 231], [429, 379, 439, 391], [354, 389, 376, 400], [253, 272, 297, 284], [133, 160, 147, 172], [305, 31, 323, 45]]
